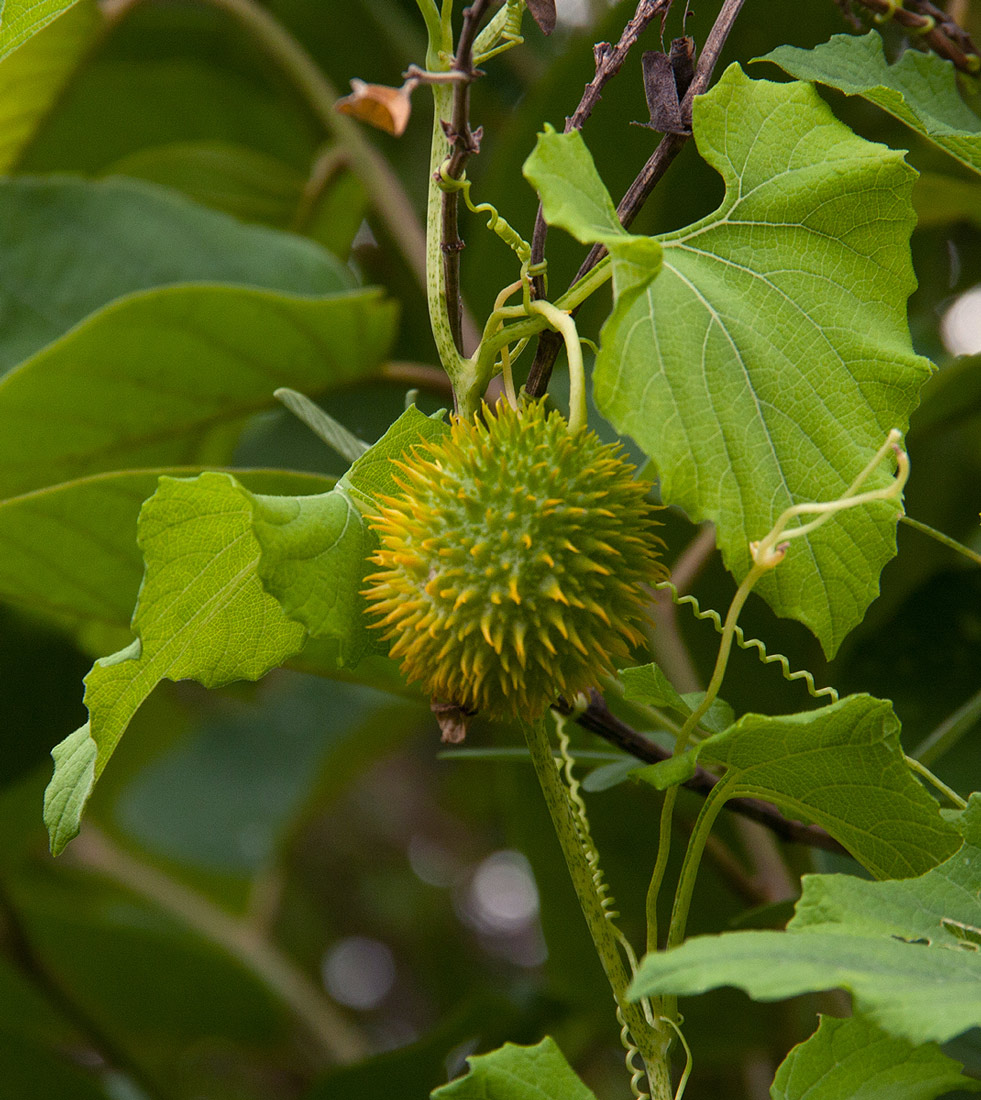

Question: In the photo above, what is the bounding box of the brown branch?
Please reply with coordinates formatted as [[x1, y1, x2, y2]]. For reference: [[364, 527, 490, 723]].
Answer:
[[441, 0, 495, 354], [560, 691, 847, 854], [849, 0, 981, 72], [529, 0, 676, 302], [527, 0, 747, 398]]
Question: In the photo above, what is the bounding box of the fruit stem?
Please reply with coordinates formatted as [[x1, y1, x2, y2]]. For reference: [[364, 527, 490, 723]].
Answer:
[[521, 717, 674, 1100], [527, 301, 587, 432]]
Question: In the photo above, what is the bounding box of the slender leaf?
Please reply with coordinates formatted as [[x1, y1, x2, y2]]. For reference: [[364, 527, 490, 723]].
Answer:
[[592, 65, 931, 656], [760, 32, 981, 176], [771, 1014, 981, 1100]]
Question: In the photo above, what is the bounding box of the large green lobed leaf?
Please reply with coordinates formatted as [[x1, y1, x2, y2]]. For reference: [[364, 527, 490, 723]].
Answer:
[[691, 694, 960, 879], [430, 1037, 597, 1099], [629, 796, 981, 1045], [43, 408, 447, 854], [593, 65, 931, 656], [771, 1013, 981, 1100], [761, 32, 981, 176], [251, 406, 450, 662], [0, 467, 333, 653]]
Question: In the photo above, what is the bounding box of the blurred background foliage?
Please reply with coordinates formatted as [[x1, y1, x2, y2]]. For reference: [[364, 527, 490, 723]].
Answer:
[[1, 0, 979, 1097]]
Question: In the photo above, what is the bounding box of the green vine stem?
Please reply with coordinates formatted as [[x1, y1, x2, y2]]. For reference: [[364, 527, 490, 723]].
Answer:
[[900, 514, 981, 568], [904, 754, 968, 808], [912, 684, 981, 765], [521, 717, 673, 1100], [677, 430, 909, 751], [645, 430, 910, 959]]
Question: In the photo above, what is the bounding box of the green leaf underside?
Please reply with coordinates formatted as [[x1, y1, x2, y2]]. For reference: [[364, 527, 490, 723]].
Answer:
[[0, 175, 352, 374], [0, 0, 81, 62], [592, 65, 931, 656], [0, 0, 98, 173], [0, 468, 333, 642], [44, 473, 307, 854], [630, 797, 981, 1045], [0, 284, 398, 499], [251, 407, 450, 655], [761, 32, 981, 176], [770, 1014, 981, 1100], [430, 1038, 597, 1099]]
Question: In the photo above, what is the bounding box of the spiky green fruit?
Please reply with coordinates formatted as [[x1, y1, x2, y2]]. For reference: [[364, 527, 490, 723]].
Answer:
[[363, 399, 666, 720]]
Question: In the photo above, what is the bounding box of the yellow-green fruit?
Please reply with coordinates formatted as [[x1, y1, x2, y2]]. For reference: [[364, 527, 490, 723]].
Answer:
[[363, 399, 666, 719]]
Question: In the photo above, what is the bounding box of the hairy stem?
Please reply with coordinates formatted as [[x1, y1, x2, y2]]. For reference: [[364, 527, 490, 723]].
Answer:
[[441, 0, 494, 355], [521, 718, 673, 1100]]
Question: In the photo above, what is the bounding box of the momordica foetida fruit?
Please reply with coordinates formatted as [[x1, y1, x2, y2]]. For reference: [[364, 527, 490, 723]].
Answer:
[[363, 399, 666, 721]]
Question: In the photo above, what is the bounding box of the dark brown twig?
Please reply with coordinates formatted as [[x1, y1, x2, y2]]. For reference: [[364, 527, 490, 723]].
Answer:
[[560, 691, 847, 854], [527, 0, 747, 398], [849, 0, 980, 72], [441, 0, 495, 354], [529, 0, 676, 301]]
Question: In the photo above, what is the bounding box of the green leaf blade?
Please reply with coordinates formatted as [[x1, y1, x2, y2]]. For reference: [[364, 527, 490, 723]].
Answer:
[[0, 0, 82, 62], [594, 65, 932, 655], [630, 796, 981, 1045], [0, 285, 398, 498], [43, 472, 307, 853], [0, 175, 354, 373], [760, 32, 981, 176], [250, 407, 451, 666], [771, 1014, 981, 1100], [0, 0, 98, 172], [522, 127, 662, 283], [431, 1037, 598, 1099], [250, 487, 375, 666], [698, 694, 960, 878]]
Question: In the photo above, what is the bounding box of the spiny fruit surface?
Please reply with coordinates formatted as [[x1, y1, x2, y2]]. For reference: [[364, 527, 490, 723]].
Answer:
[[363, 399, 666, 719]]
